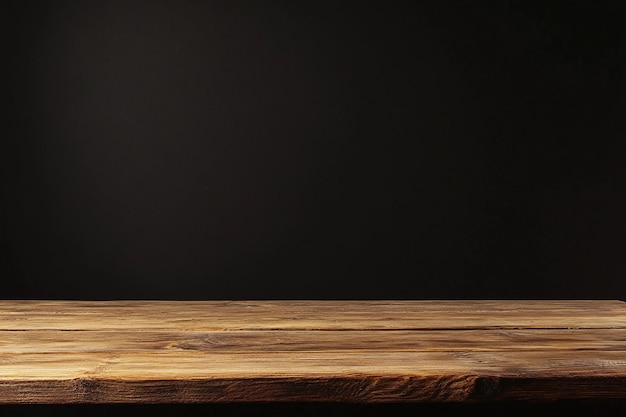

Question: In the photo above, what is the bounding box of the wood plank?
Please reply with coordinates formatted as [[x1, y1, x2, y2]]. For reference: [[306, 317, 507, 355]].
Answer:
[[0, 350, 625, 402], [0, 300, 624, 403], [0, 329, 625, 353], [0, 300, 624, 330], [2, 349, 626, 378]]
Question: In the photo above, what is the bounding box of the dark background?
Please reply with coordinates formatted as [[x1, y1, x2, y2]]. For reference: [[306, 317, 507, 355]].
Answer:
[[2, 0, 625, 415], [2, 0, 625, 301]]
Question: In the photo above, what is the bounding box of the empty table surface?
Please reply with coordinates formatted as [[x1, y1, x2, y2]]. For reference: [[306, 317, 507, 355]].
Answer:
[[0, 300, 625, 403]]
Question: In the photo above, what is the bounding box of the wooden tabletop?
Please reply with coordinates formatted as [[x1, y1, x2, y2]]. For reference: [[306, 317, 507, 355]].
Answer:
[[0, 300, 625, 404]]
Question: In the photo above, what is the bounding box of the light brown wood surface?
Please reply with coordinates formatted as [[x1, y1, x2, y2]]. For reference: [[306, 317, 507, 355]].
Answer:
[[0, 300, 625, 403]]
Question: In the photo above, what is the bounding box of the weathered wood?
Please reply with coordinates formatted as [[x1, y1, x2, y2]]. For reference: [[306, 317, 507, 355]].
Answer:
[[2, 329, 626, 352], [0, 300, 624, 403], [0, 300, 625, 330]]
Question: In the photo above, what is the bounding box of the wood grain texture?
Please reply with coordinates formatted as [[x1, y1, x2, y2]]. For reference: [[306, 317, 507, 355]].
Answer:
[[0, 300, 624, 403]]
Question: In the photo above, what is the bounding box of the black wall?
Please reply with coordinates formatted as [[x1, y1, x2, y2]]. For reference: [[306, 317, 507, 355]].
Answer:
[[3, 0, 624, 301], [0, 1, 626, 299], [2, 1, 625, 413]]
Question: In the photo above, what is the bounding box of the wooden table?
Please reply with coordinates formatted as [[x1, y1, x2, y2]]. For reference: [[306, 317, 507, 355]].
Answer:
[[0, 300, 625, 404]]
